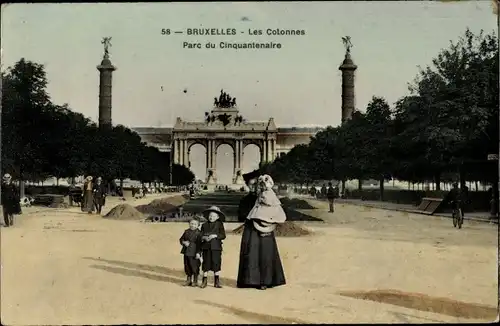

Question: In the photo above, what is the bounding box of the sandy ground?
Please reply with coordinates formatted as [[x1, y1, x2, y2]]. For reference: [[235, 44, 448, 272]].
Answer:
[[1, 194, 497, 325]]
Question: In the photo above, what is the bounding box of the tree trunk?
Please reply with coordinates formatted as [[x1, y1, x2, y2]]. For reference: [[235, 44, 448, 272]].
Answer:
[[434, 172, 441, 191], [120, 178, 124, 189], [56, 178, 60, 186], [20, 180, 25, 199], [341, 180, 346, 198], [459, 164, 466, 189], [379, 176, 385, 201], [358, 179, 362, 191]]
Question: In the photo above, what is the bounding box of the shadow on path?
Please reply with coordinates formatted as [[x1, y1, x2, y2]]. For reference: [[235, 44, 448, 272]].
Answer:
[[339, 289, 497, 320], [390, 311, 446, 323], [194, 300, 309, 324], [83, 257, 237, 288], [90, 264, 185, 286]]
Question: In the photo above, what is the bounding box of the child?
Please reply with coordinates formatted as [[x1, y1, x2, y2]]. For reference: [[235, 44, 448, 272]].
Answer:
[[200, 206, 226, 288], [179, 218, 202, 287]]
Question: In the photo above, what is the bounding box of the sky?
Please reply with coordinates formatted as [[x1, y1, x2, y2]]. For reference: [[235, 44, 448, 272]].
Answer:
[[1, 1, 497, 183]]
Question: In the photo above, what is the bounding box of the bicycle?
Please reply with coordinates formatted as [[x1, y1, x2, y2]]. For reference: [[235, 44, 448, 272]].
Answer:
[[452, 201, 464, 229]]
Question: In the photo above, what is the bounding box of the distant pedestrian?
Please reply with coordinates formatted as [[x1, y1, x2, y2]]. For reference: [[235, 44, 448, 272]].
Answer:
[[321, 184, 327, 199], [82, 176, 95, 214], [93, 177, 107, 215], [310, 186, 317, 198], [327, 182, 336, 213], [1, 173, 21, 227]]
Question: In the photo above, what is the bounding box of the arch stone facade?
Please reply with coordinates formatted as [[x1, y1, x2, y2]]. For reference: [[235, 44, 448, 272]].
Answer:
[[133, 99, 323, 184]]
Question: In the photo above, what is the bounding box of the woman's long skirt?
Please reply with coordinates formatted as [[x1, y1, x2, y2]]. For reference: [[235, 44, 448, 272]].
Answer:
[[81, 190, 94, 213], [237, 220, 286, 288]]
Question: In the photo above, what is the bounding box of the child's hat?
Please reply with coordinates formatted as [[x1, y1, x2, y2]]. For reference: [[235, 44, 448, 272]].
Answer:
[[202, 206, 226, 222]]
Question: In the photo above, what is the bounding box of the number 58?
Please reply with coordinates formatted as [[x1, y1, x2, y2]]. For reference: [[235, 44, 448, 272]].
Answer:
[[162, 29, 171, 35]]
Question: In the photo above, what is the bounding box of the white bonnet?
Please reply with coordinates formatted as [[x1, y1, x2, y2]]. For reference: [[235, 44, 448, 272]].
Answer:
[[258, 174, 274, 188]]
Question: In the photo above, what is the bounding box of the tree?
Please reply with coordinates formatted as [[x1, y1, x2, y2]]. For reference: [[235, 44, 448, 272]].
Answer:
[[405, 28, 498, 186], [263, 28, 498, 195], [1, 58, 197, 186], [364, 96, 394, 199], [1, 59, 52, 182], [171, 164, 195, 185]]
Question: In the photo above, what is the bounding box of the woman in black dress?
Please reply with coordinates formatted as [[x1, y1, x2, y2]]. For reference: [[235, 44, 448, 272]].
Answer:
[[237, 174, 286, 290]]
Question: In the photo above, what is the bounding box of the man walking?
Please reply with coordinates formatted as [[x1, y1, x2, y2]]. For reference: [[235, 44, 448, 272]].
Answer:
[[93, 177, 107, 215], [1, 173, 21, 227], [327, 182, 336, 213]]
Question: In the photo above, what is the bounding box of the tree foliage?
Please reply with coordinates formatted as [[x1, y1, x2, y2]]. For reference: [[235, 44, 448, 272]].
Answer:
[[264, 28, 498, 188], [1, 58, 194, 186]]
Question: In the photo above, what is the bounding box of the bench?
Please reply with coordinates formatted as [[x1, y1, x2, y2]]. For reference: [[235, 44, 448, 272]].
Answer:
[[33, 194, 65, 207], [416, 197, 444, 215]]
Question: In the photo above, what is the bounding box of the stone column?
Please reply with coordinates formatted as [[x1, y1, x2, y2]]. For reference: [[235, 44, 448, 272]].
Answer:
[[179, 140, 183, 166], [261, 139, 267, 164], [233, 140, 244, 184], [339, 52, 358, 123], [270, 139, 275, 161], [206, 142, 211, 170], [178, 139, 182, 165], [206, 140, 217, 184], [183, 140, 189, 167], [339, 51, 358, 193], [173, 138, 179, 164], [266, 139, 272, 162], [97, 56, 116, 128]]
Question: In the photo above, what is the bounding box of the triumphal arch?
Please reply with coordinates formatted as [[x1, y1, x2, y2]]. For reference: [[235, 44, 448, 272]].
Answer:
[[133, 90, 323, 184]]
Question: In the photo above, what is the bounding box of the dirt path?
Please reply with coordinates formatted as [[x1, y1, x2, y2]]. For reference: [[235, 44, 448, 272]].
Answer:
[[1, 193, 497, 324]]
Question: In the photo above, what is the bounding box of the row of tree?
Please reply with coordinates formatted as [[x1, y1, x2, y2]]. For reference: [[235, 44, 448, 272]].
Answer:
[[262, 29, 499, 194], [1, 59, 195, 186]]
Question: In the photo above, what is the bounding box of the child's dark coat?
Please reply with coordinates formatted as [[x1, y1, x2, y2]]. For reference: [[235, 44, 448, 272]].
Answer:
[[200, 220, 226, 272], [179, 228, 202, 276]]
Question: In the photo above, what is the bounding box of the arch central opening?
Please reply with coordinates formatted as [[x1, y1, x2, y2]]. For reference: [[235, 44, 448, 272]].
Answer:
[[242, 143, 261, 173], [215, 143, 234, 185], [189, 143, 207, 182]]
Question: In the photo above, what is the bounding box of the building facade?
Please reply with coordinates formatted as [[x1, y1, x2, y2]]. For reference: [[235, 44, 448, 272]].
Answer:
[[133, 94, 323, 184]]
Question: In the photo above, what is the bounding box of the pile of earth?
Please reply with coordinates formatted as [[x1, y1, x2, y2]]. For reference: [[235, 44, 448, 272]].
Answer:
[[279, 197, 316, 209], [135, 195, 189, 216], [232, 221, 312, 237], [104, 204, 144, 220]]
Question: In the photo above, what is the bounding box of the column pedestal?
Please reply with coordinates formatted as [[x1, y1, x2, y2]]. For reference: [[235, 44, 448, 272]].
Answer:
[[206, 168, 217, 184], [233, 170, 244, 184]]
